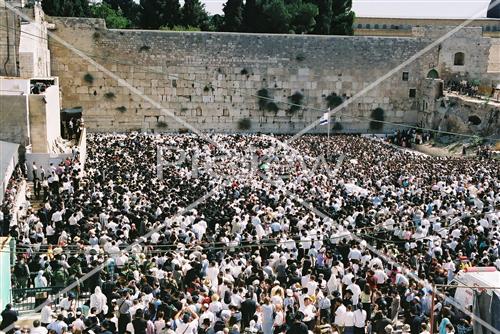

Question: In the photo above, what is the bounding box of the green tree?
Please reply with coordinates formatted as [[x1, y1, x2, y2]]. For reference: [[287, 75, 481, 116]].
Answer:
[[310, 0, 332, 34], [104, 0, 141, 26], [91, 2, 130, 28], [330, 0, 354, 35], [261, 0, 291, 33], [163, 0, 182, 28], [289, 1, 318, 34], [42, 0, 90, 17], [41, 0, 61, 16], [181, 0, 209, 29], [222, 0, 243, 31], [209, 14, 225, 31], [241, 0, 262, 32], [139, 0, 163, 29]]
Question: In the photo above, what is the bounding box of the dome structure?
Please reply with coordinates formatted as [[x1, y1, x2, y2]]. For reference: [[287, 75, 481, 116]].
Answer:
[[487, 0, 500, 18]]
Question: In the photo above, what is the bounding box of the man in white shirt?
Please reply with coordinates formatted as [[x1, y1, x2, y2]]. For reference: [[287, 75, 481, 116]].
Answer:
[[299, 296, 316, 328], [334, 299, 346, 331], [47, 314, 67, 334], [347, 279, 361, 306], [174, 307, 199, 334], [353, 304, 367, 334], [31, 320, 48, 334], [40, 302, 53, 326]]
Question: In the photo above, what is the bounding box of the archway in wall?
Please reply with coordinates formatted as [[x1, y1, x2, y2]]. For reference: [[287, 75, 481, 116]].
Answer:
[[427, 69, 439, 79]]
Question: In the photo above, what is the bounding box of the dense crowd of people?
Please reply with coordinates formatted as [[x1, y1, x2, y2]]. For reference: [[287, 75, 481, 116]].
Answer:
[[387, 130, 431, 148], [1, 133, 499, 334]]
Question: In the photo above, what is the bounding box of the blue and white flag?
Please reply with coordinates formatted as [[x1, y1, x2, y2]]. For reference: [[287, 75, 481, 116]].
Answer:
[[319, 112, 330, 125]]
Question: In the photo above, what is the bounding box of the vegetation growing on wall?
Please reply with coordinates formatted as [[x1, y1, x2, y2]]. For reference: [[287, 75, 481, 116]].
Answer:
[[238, 118, 252, 130], [257, 88, 271, 110], [295, 54, 305, 62], [369, 107, 385, 131], [288, 91, 304, 113], [83, 73, 94, 84], [116, 106, 127, 113], [266, 102, 279, 113], [326, 92, 343, 108], [104, 92, 116, 99], [157, 121, 168, 128]]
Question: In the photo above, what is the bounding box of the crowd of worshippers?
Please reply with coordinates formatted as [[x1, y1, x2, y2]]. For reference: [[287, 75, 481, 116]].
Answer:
[[386, 130, 431, 148], [62, 117, 85, 142], [2, 133, 499, 334], [444, 80, 479, 98]]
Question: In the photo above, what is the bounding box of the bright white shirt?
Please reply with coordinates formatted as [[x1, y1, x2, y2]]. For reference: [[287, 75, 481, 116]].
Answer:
[[335, 304, 346, 326], [353, 309, 367, 327], [31, 327, 48, 334], [344, 311, 355, 327], [40, 305, 53, 324]]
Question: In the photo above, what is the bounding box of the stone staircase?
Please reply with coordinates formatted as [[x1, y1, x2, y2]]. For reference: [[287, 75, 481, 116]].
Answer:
[[25, 181, 44, 212]]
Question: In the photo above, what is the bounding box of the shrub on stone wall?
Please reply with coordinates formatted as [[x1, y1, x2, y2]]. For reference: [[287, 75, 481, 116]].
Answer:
[[203, 84, 213, 92], [83, 73, 94, 84], [369, 107, 385, 131], [240, 68, 249, 75], [257, 88, 271, 110], [116, 106, 127, 113], [296, 54, 305, 62], [266, 102, 279, 113], [238, 118, 252, 130], [326, 92, 343, 109], [332, 122, 343, 131], [104, 92, 116, 99], [139, 45, 151, 52], [157, 121, 168, 128], [288, 91, 304, 113]]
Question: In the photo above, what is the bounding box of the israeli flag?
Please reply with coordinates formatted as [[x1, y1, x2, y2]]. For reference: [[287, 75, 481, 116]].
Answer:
[[319, 112, 330, 125]]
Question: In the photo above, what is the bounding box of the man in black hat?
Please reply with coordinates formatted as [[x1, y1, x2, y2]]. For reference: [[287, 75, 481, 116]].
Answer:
[[286, 312, 308, 334]]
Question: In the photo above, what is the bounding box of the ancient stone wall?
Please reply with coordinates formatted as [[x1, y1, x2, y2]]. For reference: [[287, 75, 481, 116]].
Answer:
[[47, 18, 495, 134], [0, 3, 20, 77]]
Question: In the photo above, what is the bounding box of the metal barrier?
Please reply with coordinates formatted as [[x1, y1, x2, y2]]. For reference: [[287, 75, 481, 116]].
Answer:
[[11, 287, 90, 313]]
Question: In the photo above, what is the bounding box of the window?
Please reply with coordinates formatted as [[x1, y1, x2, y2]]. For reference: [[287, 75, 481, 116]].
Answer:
[[374, 24, 379, 29], [427, 69, 439, 79], [222, 108, 229, 116], [485, 26, 491, 31], [402, 72, 409, 81], [382, 24, 387, 29], [357, 24, 363, 29], [409, 89, 416, 98], [454, 52, 465, 66], [366, 24, 371, 29]]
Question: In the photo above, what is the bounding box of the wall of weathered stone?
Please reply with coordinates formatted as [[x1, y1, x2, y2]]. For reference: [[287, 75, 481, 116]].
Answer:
[[47, 18, 498, 134], [48, 18, 447, 133], [0, 94, 30, 146], [0, 2, 20, 77]]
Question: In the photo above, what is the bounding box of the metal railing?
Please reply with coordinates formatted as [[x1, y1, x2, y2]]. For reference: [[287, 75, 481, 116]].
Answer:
[[11, 286, 90, 312]]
